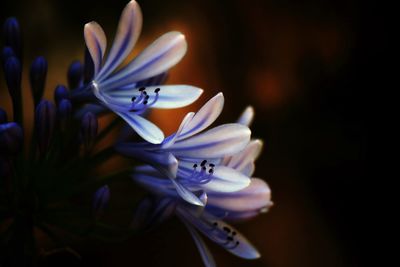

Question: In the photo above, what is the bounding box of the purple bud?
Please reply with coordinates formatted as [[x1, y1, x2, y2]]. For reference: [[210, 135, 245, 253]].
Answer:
[[2, 46, 15, 66], [54, 85, 69, 105], [0, 122, 23, 156], [58, 99, 72, 131], [80, 112, 98, 149], [67, 60, 83, 89], [30, 56, 48, 106], [93, 185, 110, 216], [35, 100, 56, 154], [3, 17, 22, 60], [4, 56, 21, 99], [0, 108, 7, 123]]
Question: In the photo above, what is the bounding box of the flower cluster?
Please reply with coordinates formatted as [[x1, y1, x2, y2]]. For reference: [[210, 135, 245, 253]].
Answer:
[[0, 1, 272, 266]]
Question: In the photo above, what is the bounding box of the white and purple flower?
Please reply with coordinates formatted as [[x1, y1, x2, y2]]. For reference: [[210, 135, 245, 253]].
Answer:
[[116, 93, 252, 206], [82, 0, 203, 144]]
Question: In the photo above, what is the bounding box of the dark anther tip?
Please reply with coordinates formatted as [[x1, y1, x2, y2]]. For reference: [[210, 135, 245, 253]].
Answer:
[[131, 96, 136, 102], [154, 88, 160, 93], [200, 160, 207, 166], [143, 100, 148, 105], [193, 164, 198, 168], [139, 87, 145, 91]]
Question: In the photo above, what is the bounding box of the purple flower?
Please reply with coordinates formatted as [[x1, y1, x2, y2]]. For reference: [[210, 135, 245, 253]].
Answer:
[[81, 0, 203, 144], [117, 93, 252, 206]]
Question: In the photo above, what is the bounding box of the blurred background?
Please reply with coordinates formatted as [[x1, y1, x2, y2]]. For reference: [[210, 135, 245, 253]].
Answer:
[[1, 0, 380, 266]]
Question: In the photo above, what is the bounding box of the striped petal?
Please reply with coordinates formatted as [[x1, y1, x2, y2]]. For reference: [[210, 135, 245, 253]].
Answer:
[[177, 207, 260, 259], [116, 111, 164, 144], [162, 112, 195, 148], [169, 124, 251, 159], [84, 22, 107, 76], [97, 0, 142, 82], [182, 220, 217, 267], [237, 106, 254, 126], [207, 178, 272, 214], [177, 93, 224, 141], [171, 179, 206, 206], [107, 85, 203, 109], [116, 144, 178, 178], [223, 139, 263, 173], [101, 31, 187, 89], [179, 163, 250, 193]]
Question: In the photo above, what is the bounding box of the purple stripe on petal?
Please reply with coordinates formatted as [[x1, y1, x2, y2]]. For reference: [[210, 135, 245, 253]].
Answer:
[[177, 93, 224, 141]]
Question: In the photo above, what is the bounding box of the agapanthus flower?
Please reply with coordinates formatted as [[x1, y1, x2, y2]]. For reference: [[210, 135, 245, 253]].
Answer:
[[130, 107, 272, 266], [80, 0, 203, 144], [116, 93, 252, 206]]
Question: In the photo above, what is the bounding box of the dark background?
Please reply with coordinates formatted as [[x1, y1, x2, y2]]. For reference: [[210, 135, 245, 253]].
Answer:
[[1, 0, 382, 266]]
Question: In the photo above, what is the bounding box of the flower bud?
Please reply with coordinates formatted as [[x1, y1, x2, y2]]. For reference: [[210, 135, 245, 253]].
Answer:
[[80, 112, 98, 149], [54, 85, 69, 105], [0, 122, 23, 156], [3, 17, 22, 60], [30, 56, 48, 106], [2, 46, 15, 67], [35, 100, 56, 154], [67, 60, 83, 89], [4, 56, 21, 99], [58, 99, 72, 131]]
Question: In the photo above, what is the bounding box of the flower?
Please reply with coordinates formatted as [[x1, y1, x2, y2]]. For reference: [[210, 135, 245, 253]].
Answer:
[[117, 93, 252, 206], [82, 0, 203, 144]]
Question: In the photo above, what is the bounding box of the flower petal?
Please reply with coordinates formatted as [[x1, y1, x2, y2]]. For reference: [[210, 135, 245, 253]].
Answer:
[[181, 220, 217, 267], [178, 163, 251, 193], [224, 139, 263, 173], [107, 85, 203, 109], [237, 106, 254, 126], [177, 207, 260, 259], [162, 112, 195, 148], [177, 93, 224, 141], [171, 179, 206, 206], [101, 31, 187, 89], [116, 143, 178, 178], [169, 123, 251, 159], [97, 0, 142, 81], [207, 178, 272, 213], [116, 111, 164, 144], [84, 22, 107, 76]]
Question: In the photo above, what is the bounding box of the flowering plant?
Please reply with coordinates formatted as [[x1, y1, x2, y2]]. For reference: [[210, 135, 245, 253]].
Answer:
[[0, 1, 272, 266]]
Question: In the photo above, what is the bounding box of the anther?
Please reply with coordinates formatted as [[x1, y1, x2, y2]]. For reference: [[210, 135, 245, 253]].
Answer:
[[154, 88, 160, 93], [209, 163, 215, 167], [131, 96, 136, 102], [138, 87, 145, 91], [227, 236, 234, 241], [143, 100, 148, 105], [208, 169, 214, 174], [223, 227, 231, 233], [200, 160, 207, 167], [145, 95, 150, 100], [232, 231, 237, 236], [193, 164, 198, 168]]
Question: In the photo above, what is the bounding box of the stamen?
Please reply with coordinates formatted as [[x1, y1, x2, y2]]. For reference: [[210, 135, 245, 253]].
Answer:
[[154, 88, 160, 93], [223, 227, 231, 233]]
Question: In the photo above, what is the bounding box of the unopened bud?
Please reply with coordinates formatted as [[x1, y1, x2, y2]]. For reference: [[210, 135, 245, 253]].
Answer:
[[35, 100, 56, 153], [67, 60, 83, 89], [30, 56, 48, 106]]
